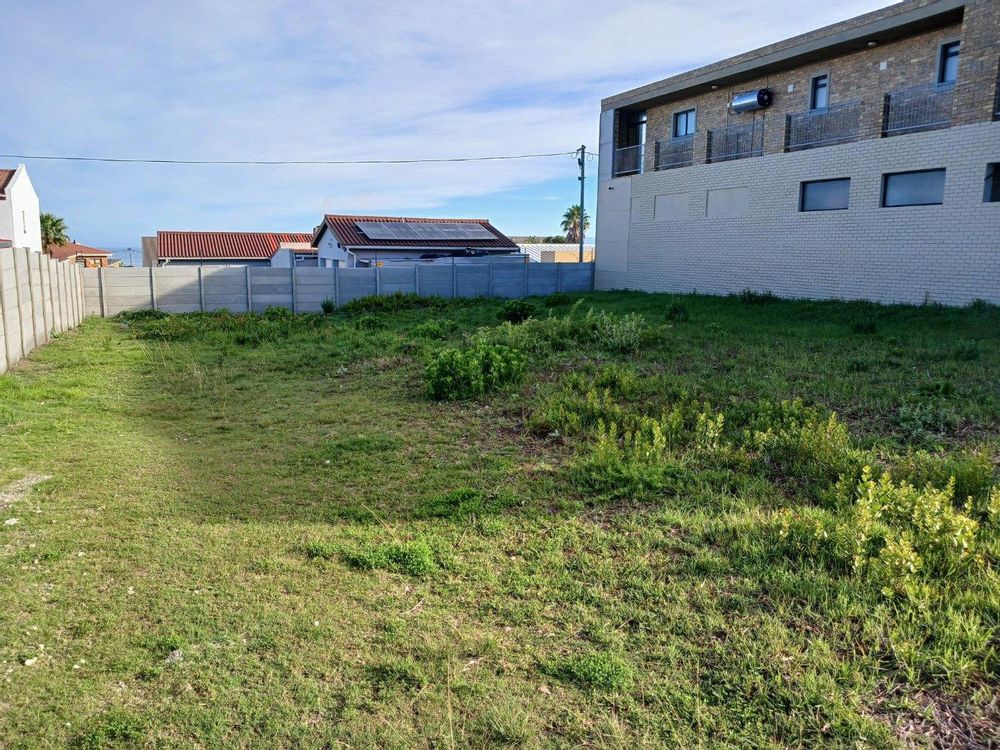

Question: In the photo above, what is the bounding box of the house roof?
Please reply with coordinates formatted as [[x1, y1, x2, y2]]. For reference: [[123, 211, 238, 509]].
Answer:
[[316, 215, 518, 251], [157, 231, 314, 260], [48, 242, 113, 261], [603, 0, 965, 111], [0, 170, 15, 199], [519, 243, 595, 262]]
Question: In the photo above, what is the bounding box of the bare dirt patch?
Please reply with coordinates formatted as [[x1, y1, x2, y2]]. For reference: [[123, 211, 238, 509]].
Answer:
[[0, 475, 51, 509]]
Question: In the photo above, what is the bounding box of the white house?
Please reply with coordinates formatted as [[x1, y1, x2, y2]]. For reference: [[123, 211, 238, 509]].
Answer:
[[0, 165, 42, 254]]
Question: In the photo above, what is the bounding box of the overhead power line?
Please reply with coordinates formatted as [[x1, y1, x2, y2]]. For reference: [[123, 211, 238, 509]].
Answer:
[[0, 150, 579, 166]]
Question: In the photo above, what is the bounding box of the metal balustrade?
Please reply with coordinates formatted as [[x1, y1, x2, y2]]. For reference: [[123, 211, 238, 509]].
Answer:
[[786, 100, 862, 151], [707, 122, 764, 163], [883, 83, 954, 136], [654, 136, 695, 170]]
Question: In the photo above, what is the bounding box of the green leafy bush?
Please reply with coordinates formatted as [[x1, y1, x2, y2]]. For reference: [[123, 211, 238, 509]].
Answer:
[[353, 313, 387, 330], [425, 341, 526, 400], [417, 488, 517, 519], [115, 308, 169, 324], [412, 320, 452, 339], [498, 298, 536, 323], [665, 302, 690, 322], [320, 298, 336, 315], [130, 315, 199, 341], [552, 652, 634, 691], [262, 305, 295, 321], [893, 449, 995, 517]]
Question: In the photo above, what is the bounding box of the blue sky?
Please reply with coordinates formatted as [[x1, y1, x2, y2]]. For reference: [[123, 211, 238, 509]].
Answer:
[[3, 0, 894, 249]]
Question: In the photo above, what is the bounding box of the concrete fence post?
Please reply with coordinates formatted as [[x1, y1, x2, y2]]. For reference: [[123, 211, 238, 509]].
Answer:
[[557, 263, 564, 293], [451, 262, 457, 298], [375, 266, 381, 296], [245, 266, 253, 313], [198, 266, 205, 311], [488, 262, 494, 298], [13, 248, 29, 357], [55, 260, 65, 332], [290, 266, 297, 313], [414, 264, 420, 296], [334, 266, 340, 308], [98, 267, 108, 317], [149, 267, 157, 311], [0, 253, 9, 370], [522, 261, 529, 297]]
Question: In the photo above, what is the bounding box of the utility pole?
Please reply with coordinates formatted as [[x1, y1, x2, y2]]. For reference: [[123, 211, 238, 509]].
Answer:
[[577, 145, 586, 263]]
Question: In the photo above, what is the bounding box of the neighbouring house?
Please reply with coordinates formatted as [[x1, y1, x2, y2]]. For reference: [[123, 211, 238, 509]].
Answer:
[[597, 0, 1000, 305], [269, 241, 320, 268], [0, 165, 42, 255], [48, 242, 113, 268], [142, 231, 314, 266], [519, 243, 595, 263], [311, 215, 521, 268]]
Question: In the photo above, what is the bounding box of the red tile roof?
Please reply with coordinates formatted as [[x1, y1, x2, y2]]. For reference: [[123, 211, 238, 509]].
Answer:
[[157, 231, 314, 260], [0, 170, 15, 199], [48, 242, 113, 261], [317, 215, 518, 250]]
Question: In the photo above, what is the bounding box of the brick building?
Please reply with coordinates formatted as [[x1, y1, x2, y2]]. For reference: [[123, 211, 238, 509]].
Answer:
[[596, 0, 1000, 305]]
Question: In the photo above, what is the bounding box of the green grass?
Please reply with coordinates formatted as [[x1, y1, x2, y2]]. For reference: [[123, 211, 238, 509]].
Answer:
[[1, 291, 998, 748]]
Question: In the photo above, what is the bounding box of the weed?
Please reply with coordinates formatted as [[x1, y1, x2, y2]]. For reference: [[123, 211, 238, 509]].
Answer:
[[320, 298, 336, 315], [71, 711, 146, 749], [551, 652, 634, 691], [543, 292, 572, 307], [951, 339, 981, 362], [738, 289, 777, 305], [345, 540, 437, 576], [417, 488, 517, 519], [425, 341, 526, 400], [665, 302, 690, 322], [413, 320, 452, 339], [498, 298, 536, 323], [342, 292, 445, 316]]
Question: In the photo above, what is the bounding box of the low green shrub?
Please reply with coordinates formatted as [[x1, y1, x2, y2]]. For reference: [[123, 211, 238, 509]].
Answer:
[[851, 318, 878, 335], [543, 292, 572, 307], [130, 316, 199, 341], [262, 305, 295, 321], [412, 320, 452, 339], [115, 309, 169, 324], [498, 298, 536, 323], [353, 313, 387, 330], [320, 298, 336, 315], [951, 339, 981, 362], [425, 341, 526, 400], [665, 302, 690, 322], [342, 292, 445, 315], [893, 449, 995, 516], [592, 311, 646, 353], [551, 652, 634, 691]]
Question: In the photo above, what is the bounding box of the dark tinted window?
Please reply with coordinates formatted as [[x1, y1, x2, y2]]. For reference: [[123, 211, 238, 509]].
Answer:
[[938, 41, 960, 84], [986, 164, 1000, 203], [673, 109, 696, 138], [882, 169, 946, 207], [810, 75, 829, 110], [800, 178, 850, 211]]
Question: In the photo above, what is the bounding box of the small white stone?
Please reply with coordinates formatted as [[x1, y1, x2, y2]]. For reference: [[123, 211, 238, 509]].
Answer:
[[313, 620, 320, 627], [24, 657, 37, 667], [4, 518, 18, 526]]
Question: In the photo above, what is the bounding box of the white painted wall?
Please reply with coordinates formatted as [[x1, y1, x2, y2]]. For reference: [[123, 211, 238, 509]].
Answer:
[[0, 165, 42, 254], [315, 229, 353, 268], [596, 121, 1000, 306]]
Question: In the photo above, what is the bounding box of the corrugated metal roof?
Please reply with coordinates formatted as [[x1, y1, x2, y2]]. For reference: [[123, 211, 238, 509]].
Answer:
[[319, 215, 518, 250], [0, 170, 16, 199], [157, 231, 314, 259]]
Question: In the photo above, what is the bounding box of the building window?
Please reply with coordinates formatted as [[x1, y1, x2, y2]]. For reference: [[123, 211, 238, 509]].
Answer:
[[938, 41, 960, 85], [882, 169, 946, 207], [986, 164, 1000, 202], [800, 178, 850, 211], [810, 74, 830, 110], [673, 109, 696, 138]]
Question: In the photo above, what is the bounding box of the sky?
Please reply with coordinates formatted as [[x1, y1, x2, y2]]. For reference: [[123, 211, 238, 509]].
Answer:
[[3, 0, 896, 249]]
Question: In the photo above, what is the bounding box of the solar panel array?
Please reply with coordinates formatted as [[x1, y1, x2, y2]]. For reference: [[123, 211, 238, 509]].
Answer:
[[355, 221, 497, 241]]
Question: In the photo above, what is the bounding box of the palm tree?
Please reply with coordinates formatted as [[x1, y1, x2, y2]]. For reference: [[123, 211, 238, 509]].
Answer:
[[560, 205, 590, 244], [40, 213, 69, 255]]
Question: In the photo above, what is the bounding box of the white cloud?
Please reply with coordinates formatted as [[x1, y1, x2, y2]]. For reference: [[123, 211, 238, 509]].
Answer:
[[2, 0, 895, 244]]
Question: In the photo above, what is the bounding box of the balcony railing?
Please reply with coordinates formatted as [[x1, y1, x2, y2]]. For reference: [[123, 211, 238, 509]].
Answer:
[[654, 136, 694, 170], [786, 100, 862, 151], [707, 122, 764, 163], [883, 83, 954, 136], [613, 144, 644, 176]]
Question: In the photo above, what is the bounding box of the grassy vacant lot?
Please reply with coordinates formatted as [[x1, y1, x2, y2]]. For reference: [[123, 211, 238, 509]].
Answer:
[[1, 290, 998, 749]]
